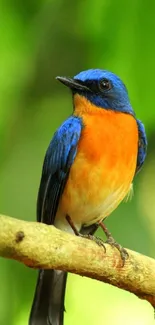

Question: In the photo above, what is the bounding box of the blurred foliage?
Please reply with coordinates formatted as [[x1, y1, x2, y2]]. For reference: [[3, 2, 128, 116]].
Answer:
[[0, 0, 155, 324]]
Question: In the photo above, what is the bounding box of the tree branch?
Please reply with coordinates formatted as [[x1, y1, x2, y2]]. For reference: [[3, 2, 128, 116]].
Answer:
[[0, 214, 155, 308]]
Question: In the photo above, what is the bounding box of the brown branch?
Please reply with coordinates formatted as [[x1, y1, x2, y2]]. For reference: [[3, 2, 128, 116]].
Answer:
[[0, 214, 155, 308]]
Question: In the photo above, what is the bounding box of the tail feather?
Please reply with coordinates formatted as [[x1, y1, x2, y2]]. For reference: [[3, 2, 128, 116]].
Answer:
[[29, 269, 67, 325], [29, 223, 98, 325]]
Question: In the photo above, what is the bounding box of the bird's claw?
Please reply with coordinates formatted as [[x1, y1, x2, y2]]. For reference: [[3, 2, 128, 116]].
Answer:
[[105, 236, 129, 266], [79, 234, 106, 253], [98, 221, 128, 266], [66, 215, 128, 266]]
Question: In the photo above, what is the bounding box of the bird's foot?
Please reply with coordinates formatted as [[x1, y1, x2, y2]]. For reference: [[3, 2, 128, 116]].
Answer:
[[105, 236, 128, 266], [66, 215, 128, 265], [66, 215, 106, 252], [79, 233, 106, 252], [66, 215, 80, 236], [98, 221, 128, 266]]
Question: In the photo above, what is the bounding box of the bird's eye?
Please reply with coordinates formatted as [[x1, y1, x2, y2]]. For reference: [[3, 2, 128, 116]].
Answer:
[[99, 78, 112, 91]]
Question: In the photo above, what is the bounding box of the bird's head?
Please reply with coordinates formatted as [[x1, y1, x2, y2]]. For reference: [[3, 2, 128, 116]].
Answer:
[[56, 69, 134, 115]]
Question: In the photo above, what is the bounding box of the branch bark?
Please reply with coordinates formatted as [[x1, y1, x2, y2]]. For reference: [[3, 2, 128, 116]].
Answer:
[[0, 214, 155, 308]]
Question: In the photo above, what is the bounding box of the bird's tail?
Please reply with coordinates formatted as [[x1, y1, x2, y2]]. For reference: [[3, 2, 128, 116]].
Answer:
[[29, 269, 67, 325]]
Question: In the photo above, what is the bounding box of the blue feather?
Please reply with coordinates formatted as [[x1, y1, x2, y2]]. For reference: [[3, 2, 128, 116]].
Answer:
[[37, 116, 83, 224], [74, 69, 134, 114], [136, 119, 147, 173]]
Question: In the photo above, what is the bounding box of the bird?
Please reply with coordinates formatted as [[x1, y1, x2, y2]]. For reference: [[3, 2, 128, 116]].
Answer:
[[29, 69, 147, 325]]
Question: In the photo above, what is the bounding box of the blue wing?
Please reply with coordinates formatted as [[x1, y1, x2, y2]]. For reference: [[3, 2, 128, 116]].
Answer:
[[37, 116, 83, 225], [135, 119, 147, 174]]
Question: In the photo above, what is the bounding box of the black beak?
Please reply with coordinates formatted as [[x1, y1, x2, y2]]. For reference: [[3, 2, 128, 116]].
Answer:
[[56, 76, 90, 92]]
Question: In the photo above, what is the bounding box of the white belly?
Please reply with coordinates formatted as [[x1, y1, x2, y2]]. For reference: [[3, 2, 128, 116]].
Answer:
[[54, 183, 132, 233]]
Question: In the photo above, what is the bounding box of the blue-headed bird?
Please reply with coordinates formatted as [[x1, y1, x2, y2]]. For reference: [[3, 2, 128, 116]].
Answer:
[[29, 69, 147, 325]]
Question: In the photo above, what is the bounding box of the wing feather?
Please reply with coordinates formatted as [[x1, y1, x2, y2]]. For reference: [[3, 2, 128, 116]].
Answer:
[[135, 119, 147, 174], [37, 116, 83, 225]]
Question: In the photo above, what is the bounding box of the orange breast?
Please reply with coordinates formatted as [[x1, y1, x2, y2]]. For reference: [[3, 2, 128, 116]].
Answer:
[[57, 96, 138, 228]]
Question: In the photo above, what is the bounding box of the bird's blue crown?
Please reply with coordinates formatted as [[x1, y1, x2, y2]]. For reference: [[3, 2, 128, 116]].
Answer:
[[73, 69, 134, 115]]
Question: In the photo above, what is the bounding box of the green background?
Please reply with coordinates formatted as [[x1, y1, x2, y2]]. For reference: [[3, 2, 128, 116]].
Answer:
[[0, 1, 155, 324]]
